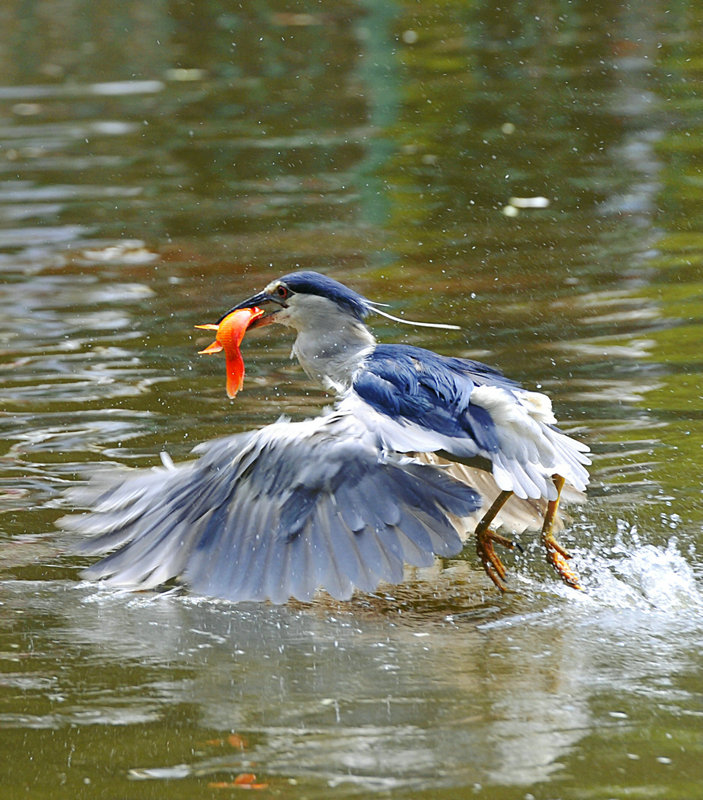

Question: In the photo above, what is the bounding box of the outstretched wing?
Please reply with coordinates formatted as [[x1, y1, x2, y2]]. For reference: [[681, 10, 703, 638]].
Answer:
[[61, 413, 481, 604], [351, 343, 590, 500]]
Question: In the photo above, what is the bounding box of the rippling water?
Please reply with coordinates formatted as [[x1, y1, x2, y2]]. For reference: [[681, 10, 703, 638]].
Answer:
[[1, 2, 703, 798]]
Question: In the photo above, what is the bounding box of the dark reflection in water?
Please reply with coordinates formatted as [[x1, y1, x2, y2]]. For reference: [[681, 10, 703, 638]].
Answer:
[[2, 568, 702, 798], [1, 1, 703, 799]]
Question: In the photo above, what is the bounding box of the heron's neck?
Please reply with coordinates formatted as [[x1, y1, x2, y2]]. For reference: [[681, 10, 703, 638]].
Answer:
[[292, 319, 375, 393]]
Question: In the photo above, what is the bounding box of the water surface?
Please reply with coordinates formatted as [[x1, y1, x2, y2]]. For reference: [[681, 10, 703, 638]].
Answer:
[[1, 2, 702, 798]]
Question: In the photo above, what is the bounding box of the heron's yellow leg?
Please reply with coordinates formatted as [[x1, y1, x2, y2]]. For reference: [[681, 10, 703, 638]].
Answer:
[[541, 474, 582, 590], [474, 490, 516, 592]]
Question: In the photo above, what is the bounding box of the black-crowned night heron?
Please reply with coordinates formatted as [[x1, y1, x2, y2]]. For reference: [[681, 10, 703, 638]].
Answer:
[[64, 271, 590, 602]]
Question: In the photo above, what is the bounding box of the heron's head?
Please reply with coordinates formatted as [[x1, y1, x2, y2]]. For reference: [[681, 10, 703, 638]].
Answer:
[[219, 271, 374, 332], [221, 271, 460, 335]]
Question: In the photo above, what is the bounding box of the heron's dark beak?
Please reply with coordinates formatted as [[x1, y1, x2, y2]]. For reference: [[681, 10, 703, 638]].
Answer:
[[217, 290, 287, 327]]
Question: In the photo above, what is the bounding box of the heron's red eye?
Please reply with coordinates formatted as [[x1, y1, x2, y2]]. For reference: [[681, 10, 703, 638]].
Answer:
[[275, 285, 289, 299]]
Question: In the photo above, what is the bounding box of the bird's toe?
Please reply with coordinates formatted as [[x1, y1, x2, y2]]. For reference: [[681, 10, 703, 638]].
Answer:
[[543, 535, 582, 590], [475, 528, 516, 591]]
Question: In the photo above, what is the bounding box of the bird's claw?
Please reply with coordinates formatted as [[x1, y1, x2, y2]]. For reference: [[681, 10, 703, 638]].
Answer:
[[476, 528, 517, 592], [543, 534, 582, 590]]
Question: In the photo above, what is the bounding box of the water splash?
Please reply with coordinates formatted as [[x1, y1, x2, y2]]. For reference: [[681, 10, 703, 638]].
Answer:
[[557, 531, 702, 613]]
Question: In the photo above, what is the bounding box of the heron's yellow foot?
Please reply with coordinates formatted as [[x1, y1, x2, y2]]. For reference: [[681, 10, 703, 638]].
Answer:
[[476, 528, 517, 592], [543, 533, 582, 590]]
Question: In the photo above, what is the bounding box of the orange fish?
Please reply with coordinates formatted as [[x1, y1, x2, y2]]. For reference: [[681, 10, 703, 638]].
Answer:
[[207, 773, 269, 790], [196, 307, 265, 398]]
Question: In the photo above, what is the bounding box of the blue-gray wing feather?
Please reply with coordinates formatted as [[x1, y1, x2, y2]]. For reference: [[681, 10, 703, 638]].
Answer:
[[62, 415, 481, 604], [354, 343, 514, 447], [351, 343, 590, 499]]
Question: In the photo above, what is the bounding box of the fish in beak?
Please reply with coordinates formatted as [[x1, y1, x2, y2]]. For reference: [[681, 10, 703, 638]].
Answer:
[[216, 288, 288, 327], [196, 307, 265, 398]]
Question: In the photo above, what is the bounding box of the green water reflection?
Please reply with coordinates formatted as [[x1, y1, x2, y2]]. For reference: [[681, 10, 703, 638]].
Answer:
[[1, 1, 702, 799]]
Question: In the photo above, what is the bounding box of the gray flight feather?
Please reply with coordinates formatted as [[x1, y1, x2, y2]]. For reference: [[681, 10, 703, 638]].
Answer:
[[61, 413, 481, 604]]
